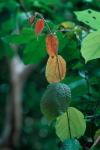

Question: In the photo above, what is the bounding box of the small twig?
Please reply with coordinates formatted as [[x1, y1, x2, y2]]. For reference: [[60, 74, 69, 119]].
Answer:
[[85, 114, 100, 119], [90, 136, 100, 150], [57, 29, 73, 32], [19, 0, 30, 19], [85, 71, 91, 101], [44, 20, 52, 34]]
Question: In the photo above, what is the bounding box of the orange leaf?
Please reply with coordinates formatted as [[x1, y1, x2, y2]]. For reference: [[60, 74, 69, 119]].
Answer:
[[45, 55, 66, 83], [46, 34, 58, 57], [35, 19, 44, 37]]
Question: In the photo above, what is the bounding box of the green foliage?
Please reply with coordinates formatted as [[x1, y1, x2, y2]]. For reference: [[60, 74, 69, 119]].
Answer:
[[23, 34, 47, 64], [80, 31, 100, 62], [65, 77, 88, 98], [74, 9, 100, 30], [55, 107, 86, 141], [37, 0, 61, 5], [0, 39, 15, 60], [5, 28, 35, 44]]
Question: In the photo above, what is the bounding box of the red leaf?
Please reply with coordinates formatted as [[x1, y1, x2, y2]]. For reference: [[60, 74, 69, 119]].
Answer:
[[35, 19, 44, 37], [29, 16, 35, 24], [46, 34, 58, 57]]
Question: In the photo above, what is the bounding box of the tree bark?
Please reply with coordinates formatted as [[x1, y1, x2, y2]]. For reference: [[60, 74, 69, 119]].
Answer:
[[0, 55, 36, 150]]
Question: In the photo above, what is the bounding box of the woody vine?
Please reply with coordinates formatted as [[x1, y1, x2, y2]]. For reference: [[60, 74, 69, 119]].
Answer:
[[29, 12, 86, 146]]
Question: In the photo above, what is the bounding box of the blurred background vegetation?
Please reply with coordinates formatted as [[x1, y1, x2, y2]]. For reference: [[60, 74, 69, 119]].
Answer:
[[0, 0, 100, 150]]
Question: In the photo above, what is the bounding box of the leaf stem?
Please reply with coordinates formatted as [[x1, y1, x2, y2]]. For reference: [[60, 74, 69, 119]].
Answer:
[[44, 20, 52, 34], [66, 110, 72, 139]]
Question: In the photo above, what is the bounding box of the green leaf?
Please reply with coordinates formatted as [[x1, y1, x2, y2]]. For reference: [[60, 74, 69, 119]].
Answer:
[[61, 39, 80, 62], [74, 9, 100, 30], [64, 77, 88, 98], [40, 83, 71, 122], [0, 39, 15, 60], [37, 0, 61, 5], [61, 139, 81, 150], [81, 31, 100, 62], [56, 32, 67, 52], [23, 34, 47, 64], [55, 107, 86, 141], [4, 28, 34, 44]]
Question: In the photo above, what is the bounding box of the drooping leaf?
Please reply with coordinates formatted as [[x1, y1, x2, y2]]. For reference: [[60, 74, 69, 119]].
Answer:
[[80, 31, 100, 62], [40, 83, 71, 122], [35, 19, 44, 37], [74, 9, 100, 30], [46, 34, 58, 57], [45, 55, 66, 83], [61, 139, 81, 150], [29, 16, 35, 24], [55, 107, 86, 141]]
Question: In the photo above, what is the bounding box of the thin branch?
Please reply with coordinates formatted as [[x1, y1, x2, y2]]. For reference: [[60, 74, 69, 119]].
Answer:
[[19, 0, 29, 18], [90, 136, 100, 150], [85, 114, 100, 119]]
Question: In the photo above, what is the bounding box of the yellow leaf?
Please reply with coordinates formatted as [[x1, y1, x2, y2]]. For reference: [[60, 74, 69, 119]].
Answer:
[[45, 55, 66, 83], [60, 21, 75, 29]]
